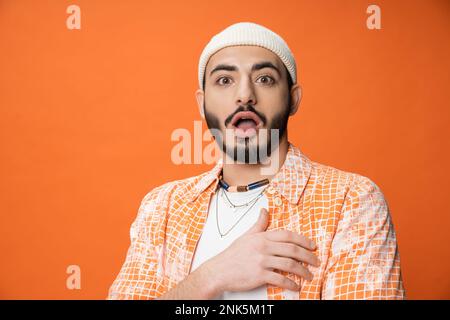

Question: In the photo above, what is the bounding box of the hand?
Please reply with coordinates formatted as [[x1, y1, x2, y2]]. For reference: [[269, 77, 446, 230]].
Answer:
[[201, 208, 320, 294]]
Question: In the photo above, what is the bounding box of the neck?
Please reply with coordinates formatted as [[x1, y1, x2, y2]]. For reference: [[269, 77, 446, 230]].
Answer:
[[221, 137, 289, 187]]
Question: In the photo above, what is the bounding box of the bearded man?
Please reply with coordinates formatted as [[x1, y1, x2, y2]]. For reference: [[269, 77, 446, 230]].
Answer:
[[107, 22, 405, 300]]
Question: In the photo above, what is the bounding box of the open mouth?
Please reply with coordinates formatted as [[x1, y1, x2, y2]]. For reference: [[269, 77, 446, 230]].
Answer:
[[229, 111, 263, 138]]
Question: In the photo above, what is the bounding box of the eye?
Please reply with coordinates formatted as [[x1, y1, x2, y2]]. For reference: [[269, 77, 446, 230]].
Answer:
[[257, 75, 275, 85], [216, 76, 233, 86]]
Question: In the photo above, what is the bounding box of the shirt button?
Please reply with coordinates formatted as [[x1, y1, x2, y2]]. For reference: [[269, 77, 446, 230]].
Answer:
[[274, 197, 282, 207], [266, 187, 276, 194]]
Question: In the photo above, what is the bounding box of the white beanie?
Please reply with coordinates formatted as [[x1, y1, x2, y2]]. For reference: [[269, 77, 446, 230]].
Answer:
[[198, 22, 297, 89]]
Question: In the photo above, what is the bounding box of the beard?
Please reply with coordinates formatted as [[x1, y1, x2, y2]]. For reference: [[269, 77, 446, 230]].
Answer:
[[203, 95, 291, 164]]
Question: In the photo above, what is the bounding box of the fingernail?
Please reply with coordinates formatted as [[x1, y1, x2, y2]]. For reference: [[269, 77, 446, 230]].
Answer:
[[310, 241, 316, 249]]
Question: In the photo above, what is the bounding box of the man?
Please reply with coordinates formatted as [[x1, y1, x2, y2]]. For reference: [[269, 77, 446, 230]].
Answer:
[[107, 22, 405, 300]]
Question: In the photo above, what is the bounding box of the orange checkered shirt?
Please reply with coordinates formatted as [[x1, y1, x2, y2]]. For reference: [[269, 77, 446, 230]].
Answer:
[[107, 142, 405, 300]]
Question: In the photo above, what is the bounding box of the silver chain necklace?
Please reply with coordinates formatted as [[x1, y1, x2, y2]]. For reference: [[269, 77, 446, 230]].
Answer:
[[216, 187, 266, 238], [221, 187, 263, 212]]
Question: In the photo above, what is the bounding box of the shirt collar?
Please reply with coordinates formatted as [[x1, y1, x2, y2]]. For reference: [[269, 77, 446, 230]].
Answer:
[[187, 142, 312, 205]]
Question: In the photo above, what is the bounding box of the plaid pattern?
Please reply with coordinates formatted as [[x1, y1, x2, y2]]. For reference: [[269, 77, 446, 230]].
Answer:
[[107, 142, 405, 300]]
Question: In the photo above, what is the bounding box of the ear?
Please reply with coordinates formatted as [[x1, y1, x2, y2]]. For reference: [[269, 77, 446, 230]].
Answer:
[[195, 88, 205, 119], [289, 83, 302, 116]]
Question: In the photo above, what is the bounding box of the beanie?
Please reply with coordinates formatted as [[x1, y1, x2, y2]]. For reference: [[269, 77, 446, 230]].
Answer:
[[198, 22, 297, 89]]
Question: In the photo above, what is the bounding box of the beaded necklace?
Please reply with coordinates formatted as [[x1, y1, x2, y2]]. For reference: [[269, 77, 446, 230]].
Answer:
[[215, 171, 270, 238]]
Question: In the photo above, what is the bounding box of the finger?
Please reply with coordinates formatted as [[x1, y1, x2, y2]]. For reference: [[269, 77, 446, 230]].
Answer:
[[267, 241, 320, 267], [263, 256, 314, 281], [262, 270, 300, 291], [244, 208, 269, 235], [264, 230, 316, 251]]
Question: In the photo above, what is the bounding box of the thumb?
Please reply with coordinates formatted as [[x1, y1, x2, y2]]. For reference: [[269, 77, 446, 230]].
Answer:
[[244, 208, 269, 235]]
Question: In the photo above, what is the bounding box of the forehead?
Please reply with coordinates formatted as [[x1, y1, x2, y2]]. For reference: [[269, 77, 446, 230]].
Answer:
[[205, 45, 285, 76]]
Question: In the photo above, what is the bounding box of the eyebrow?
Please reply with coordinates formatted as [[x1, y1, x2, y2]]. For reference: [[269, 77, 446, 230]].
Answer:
[[209, 61, 281, 78]]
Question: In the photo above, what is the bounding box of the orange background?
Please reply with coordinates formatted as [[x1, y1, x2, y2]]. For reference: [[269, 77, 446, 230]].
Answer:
[[1, 0, 449, 299]]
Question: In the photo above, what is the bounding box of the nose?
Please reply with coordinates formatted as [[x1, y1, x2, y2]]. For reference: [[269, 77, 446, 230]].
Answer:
[[235, 77, 257, 106]]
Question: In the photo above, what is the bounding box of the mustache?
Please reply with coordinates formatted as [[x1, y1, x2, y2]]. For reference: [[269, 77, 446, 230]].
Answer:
[[224, 105, 267, 127]]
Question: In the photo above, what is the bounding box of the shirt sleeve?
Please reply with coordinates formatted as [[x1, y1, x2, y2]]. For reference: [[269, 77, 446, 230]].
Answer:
[[321, 175, 406, 299], [106, 185, 172, 300]]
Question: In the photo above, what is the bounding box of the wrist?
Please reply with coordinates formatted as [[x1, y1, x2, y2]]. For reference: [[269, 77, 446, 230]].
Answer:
[[196, 261, 223, 299]]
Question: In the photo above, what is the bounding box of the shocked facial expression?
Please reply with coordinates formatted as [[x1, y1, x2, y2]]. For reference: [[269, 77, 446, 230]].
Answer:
[[198, 45, 296, 164]]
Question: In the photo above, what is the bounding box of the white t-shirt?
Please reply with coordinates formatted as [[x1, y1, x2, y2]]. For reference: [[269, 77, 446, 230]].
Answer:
[[190, 184, 269, 300]]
